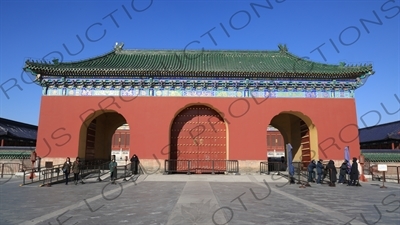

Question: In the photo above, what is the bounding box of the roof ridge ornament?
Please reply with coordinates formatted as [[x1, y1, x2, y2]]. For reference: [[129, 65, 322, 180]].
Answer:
[[278, 44, 288, 53], [114, 42, 124, 52]]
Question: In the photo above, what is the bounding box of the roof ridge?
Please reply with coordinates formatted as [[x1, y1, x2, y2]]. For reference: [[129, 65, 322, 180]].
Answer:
[[117, 49, 281, 54], [23, 43, 375, 79], [359, 120, 400, 130], [0, 117, 38, 129], [25, 49, 116, 66]]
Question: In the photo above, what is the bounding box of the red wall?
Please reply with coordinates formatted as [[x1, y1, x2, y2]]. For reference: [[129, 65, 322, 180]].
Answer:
[[36, 96, 360, 161]]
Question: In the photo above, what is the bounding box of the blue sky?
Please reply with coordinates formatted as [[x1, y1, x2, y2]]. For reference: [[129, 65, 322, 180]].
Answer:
[[0, 0, 399, 128]]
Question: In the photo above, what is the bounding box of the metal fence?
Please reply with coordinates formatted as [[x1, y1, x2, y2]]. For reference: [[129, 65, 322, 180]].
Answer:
[[0, 163, 23, 178], [164, 160, 239, 174], [20, 160, 113, 186], [259, 161, 286, 174], [363, 160, 400, 184]]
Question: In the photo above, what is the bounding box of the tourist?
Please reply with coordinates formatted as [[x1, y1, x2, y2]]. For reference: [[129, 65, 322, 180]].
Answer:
[[130, 154, 140, 175], [109, 158, 118, 184], [316, 159, 324, 184], [280, 156, 285, 171], [322, 163, 328, 181], [62, 157, 72, 185], [307, 160, 316, 182], [326, 160, 337, 187], [72, 157, 81, 185], [338, 160, 348, 184], [29, 150, 37, 179], [30, 150, 37, 167], [349, 157, 359, 186]]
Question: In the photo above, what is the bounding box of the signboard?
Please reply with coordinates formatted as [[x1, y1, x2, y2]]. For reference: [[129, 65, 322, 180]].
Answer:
[[267, 151, 285, 157], [377, 164, 387, 172]]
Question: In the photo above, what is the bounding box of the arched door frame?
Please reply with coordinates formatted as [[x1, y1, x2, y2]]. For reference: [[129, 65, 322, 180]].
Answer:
[[269, 111, 318, 167], [78, 110, 127, 161], [169, 104, 229, 173]]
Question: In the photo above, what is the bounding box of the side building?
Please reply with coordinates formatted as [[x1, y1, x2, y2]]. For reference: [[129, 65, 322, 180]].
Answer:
[[359, 120, 400, 182], [0, 118, 38, 173], [359, 120, 400, 150]]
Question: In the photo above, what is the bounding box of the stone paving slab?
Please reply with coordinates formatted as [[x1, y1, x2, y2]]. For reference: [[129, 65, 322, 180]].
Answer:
[[0, 174, 399, 225], [271, 181, 400, 225], [39, 181, 185, 225], [166, 181, 226, 225]]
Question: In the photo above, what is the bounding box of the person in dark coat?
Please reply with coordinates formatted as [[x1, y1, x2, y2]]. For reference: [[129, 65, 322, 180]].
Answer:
[[72, 157, 81, 185], [109, 158, 118, 184], [338, 160, 348, 184], [62, 157, 72, 185], [326, 160, 337, 186], [322, 163, 328, 181], [130, 154, 140, 175], [307, 160, 316, 182], [316, 159, 324, 184], [349, 157, 359, 186]]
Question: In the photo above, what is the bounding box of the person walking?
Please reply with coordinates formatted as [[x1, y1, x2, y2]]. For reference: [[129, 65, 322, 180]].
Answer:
[[109, 158, 118, 184], [130, 154, 140, 175], [62, 157, 72, 185], [29, 150, 37, 179], [326, 160, 337, 187], [307, 160, 316, 182], [72, 157, 81, 185], [316, 159, 324, 184], [349, 157, 359, 186], [280, 156, 285, 171], [339, 160, 349, 184]]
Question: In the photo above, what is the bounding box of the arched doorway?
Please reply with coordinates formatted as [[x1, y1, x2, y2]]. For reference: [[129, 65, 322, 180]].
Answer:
[[78, 110, 128, 163], [111, 124, 130, 162], [266, 125, 286, 172], [268, 112, 318, 170], [170, 105, 227, 174]]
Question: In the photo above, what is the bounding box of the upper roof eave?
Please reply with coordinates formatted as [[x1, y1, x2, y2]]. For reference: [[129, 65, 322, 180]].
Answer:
[[23, 45, 374, 79]]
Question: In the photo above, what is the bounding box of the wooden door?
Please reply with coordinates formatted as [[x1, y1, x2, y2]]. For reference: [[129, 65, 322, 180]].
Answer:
[[300, 120, 311, 169], [170, 106, 226, 173], [85, 119, 96, 160]]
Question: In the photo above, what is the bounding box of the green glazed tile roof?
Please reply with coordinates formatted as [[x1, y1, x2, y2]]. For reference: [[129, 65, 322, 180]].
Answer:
[[363, 153, 400, 162], [0, 150, 31, 159], [24, 44, 374, 79]]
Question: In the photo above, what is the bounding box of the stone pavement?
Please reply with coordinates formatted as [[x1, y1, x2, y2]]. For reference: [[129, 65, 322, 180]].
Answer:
[[0, 174, 399, 225]]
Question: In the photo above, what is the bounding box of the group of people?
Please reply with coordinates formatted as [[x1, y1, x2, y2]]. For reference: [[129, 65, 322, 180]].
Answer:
[[61, 157, 82, 185], [62, 154, 140, 185], [109, 154, 140, 184], [307, 157, 360, 187]]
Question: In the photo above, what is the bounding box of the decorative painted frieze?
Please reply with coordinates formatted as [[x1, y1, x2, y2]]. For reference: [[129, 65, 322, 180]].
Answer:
[[40, 78, 357, 98]]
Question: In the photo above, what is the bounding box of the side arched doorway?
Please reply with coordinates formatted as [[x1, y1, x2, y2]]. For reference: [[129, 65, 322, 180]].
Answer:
[[170, 105, 227, 174], [78, 110, 128, 163], [268, 112, 318, 170]]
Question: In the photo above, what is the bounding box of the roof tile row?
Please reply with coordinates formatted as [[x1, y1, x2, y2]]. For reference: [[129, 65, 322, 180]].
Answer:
[[24, 47, 374, 79]]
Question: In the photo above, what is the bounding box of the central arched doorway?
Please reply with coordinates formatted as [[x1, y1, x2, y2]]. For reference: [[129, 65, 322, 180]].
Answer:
[[170, 105, 227, 174]]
